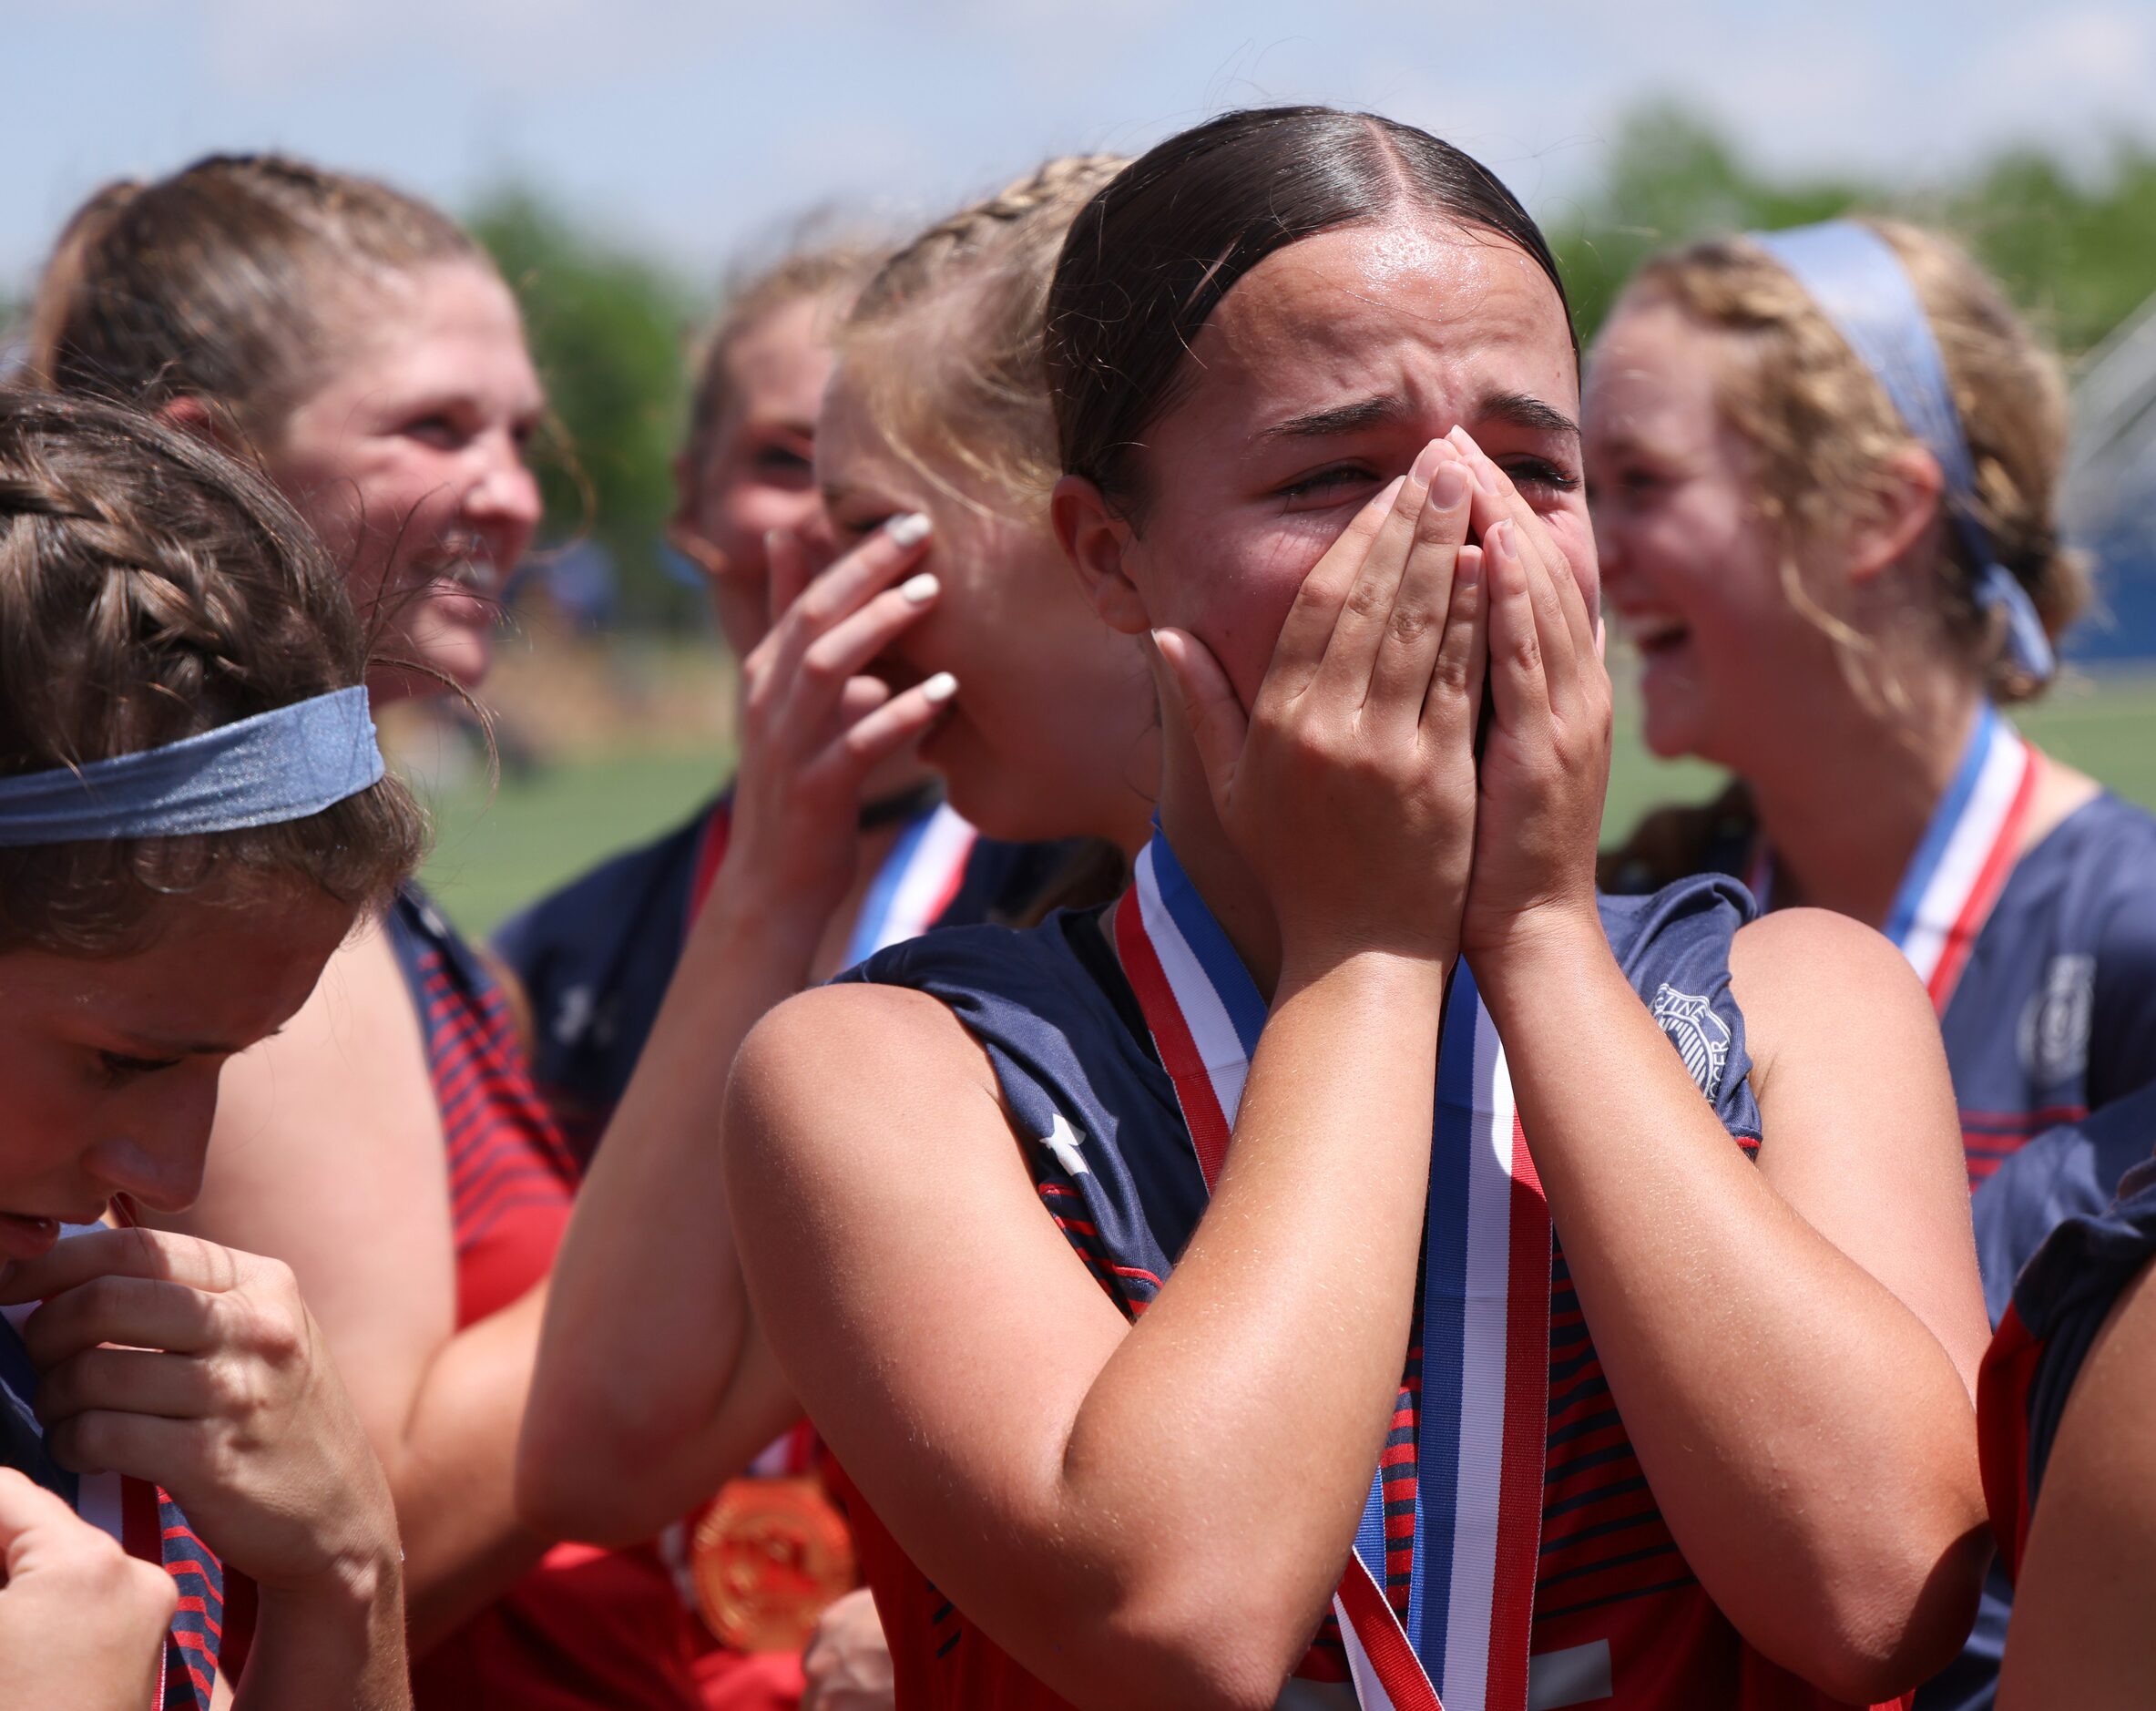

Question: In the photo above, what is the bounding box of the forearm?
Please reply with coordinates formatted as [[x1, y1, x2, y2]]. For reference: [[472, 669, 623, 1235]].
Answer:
[[386, 1286, 551, 1655], [1051, 949, 1444, 1677], [1481, 925, 1985, 1696], [233, 1556, 409, 1711], [521, 893, 819, 1541]]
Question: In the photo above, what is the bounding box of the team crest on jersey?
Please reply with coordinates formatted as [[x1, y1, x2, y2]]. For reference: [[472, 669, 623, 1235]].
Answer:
[[2020, 954, 2095, 1087], [1651, 982, 1731, 1100]]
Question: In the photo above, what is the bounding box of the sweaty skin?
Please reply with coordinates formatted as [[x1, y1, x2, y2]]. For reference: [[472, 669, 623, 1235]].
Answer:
[[727, 220, 1988, 1708]]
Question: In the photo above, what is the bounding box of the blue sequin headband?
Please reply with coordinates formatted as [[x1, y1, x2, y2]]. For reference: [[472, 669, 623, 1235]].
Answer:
[[0, 685, 386, 846], [1750, 220, 2055, 683]]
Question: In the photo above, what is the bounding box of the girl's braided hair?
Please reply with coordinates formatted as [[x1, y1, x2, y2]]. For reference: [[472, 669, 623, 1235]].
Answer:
[[0, 387, 423, 954], [839, 154, 1131, 517]]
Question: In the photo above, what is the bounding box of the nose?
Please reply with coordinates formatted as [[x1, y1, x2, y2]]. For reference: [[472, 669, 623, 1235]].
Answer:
[[793, 507, 839, 566], [466, 429, 543, 533], [85, 1085, 218, 1216]]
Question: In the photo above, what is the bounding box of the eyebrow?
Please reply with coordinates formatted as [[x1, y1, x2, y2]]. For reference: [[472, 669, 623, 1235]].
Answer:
[[1477, 390, 1579, 444], [1258, 394, 1411, 443], [1257, 389, 1579, 447]]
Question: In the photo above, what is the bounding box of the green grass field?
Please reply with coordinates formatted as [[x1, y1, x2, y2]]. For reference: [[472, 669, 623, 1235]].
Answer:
[[416, 671, 2156, 939]]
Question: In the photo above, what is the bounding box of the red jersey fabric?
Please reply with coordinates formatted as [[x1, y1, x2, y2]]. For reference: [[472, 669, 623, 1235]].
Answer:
[[387, 889, 712, 1711]]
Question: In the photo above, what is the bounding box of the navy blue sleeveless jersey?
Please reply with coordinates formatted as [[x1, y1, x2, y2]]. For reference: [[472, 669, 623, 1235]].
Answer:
[[1902, 794, 2156, 1711], [1637, 791, 2156, 1194], [830, 879, 1868, 1710], [496, 792, 1080, 1163], [1924, 1083, 2156, 1711], [1978, 1097, 2156, 1581]]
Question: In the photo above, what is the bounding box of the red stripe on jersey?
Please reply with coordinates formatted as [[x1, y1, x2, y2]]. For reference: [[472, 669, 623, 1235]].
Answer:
[[1977, 1303, 2042, 1579], [924, 832, 977, 923]]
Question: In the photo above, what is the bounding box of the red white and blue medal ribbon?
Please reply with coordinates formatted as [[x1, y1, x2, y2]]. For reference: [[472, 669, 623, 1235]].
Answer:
[[1750, 705, 2036, 1014], [843, 801, 977, 966], [1113, 831, 1549, 1711], [687, 795, 977, 959]]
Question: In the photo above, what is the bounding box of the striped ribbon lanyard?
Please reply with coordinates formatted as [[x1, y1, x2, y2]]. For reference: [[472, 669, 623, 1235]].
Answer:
[[1112, 832, 1549, 1711], [686, 796, 977, 959], [1750, 704, 2037, 1014], [843, 801, 977, 966]]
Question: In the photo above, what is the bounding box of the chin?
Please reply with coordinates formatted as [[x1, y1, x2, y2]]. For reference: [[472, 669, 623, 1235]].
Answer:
[[1638, 697, 1705, 763], [409, 611, 497, 694], [437, 638, 494, 692]]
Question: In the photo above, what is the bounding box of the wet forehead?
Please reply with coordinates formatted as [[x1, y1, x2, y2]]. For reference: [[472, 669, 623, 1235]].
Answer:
[[1190, 222, 1578, 435]]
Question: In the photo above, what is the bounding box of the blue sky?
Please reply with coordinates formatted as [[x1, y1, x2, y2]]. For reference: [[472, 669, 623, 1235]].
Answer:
[[6, 0, 2153, 292]]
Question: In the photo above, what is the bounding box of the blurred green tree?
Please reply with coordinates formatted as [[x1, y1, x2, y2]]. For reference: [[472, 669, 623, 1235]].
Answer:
[[1549, 105, 2156, 359], [1548, 105, 1878, 341], [469, 188, 698, 629], [453, 120, 2155, 639], [1939, 139, 2156, 356]]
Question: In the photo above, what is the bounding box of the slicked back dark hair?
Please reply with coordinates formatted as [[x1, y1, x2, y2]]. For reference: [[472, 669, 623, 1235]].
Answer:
[[1046, 106, 1574, 520]]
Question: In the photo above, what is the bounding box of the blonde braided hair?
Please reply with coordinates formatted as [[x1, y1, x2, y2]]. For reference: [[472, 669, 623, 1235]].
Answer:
[[840, 154, 1130, 517]]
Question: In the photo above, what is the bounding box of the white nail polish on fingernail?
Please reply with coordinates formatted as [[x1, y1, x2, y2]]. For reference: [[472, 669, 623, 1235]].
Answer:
[[888, 512, 931, 546], [922, 671, 958, 703], [900, 572, 939, 604]]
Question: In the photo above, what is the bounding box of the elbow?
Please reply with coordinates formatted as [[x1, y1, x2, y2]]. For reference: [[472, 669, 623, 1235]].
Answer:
[[1064, 1556, 1330, 1711], [1763, 1507, 1994, 1705]]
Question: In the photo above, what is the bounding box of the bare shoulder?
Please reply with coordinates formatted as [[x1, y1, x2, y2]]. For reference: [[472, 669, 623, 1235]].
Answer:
[[1728, 907, 1938, 1086], [1729, 904, 1917, 993], [727, 982, 1006, 1188], [735, 981, 997, 1105]]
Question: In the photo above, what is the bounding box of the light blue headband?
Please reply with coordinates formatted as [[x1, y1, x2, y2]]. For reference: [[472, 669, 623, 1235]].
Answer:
[[0, 685, 385, 846], [1750, 220, 2056, 683]]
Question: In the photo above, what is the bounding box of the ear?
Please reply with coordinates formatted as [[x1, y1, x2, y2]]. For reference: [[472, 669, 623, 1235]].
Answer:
[[157, 394, 221, 446], [1845, 446, 1947, 586], [1052, 474, 1149, 635]]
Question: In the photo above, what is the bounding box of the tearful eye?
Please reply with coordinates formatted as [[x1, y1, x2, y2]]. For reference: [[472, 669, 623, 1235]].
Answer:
[[1502, 457, 1581, 496], [1276, 465, 1377, 505], [94, 1050, 183, 1087]]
